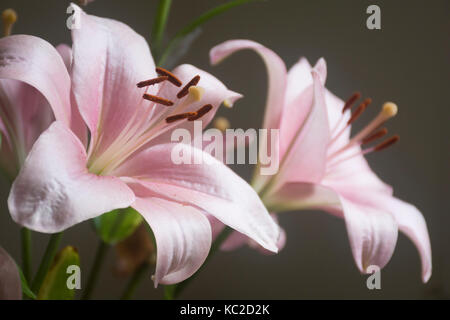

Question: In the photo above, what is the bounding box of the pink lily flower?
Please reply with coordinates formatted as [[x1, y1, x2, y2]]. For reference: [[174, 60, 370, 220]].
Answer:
[[6, 8, 279, 286], [210, 40, 432, 282], [0, 35, 84, 180]]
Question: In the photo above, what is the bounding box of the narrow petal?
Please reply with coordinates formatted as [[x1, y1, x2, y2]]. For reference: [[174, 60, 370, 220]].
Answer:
[[70, 4, 157, 155], [351, 192, 432, 283], [273, 70, 330, 188], [56, 43, 88, 146], [8, 122, 135, 233], [114, 143, 279, 252], [340, 196, 398, 273], [131, 191, 211, 286], [264, 182, 341, 215], [0, 246, 21, 300], [0, 35, 71, 126], [210, 214, 286, 254], [280, 58, 328, 158], [210, 40, 287, 131], [0, 79, 53, 172], [322, 148, 393, 197]]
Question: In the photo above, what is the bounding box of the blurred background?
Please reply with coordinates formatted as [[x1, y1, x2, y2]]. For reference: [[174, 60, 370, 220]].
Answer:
[[0, 0, 448, 299]]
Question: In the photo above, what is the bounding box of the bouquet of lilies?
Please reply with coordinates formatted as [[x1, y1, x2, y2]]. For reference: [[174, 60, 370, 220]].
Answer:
[[0, 0, 431, 300]]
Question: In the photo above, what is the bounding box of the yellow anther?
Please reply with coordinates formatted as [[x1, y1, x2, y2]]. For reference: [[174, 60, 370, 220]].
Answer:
[[223, 99, 233, 108], [2, 9, 17, 37], [381, 102, 398, 119], [213, 117, 230, 132], [188, 86, 205, 102]]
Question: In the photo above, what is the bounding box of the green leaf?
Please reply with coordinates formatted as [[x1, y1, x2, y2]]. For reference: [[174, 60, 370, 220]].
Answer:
[[151, 0, 173, 56], [93, 207, 143, 244], [16, 264, 36, 300], [37, 246, 80, 300], [158, 0, 264, 66]]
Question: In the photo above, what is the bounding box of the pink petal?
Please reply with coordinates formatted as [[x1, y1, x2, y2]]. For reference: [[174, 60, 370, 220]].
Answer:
[[114, 143, 279, 252], [8, 122, 135, 233], [56, 43, 88, 146], [55, 44, 72, 69], [280, 58, 329, 158], [0, 246, 21, 300], [210, 40, 287, 131], [70, 4, 157, 155], [130, 189, 211, 286], [353, 193, 432, 283], [279, 58, 313, 157], [264, 182, 341, 216], [322, 147, 393, 197], [273, 70, 330, 188], [0, 35, 71, 127], [247, 214, 286, 254], [339, 195, 398, 273], [0, 79, 54, 171], [266, 181, 399, 273]]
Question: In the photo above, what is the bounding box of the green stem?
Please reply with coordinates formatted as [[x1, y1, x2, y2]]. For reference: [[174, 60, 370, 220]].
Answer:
[[81, 240, 109, 300], [31, 232, 63, 293], [151, 0, 172, 59], [120, 262, 150, 300], [158, 0, 260, 66], [166, 226, 233, 299], [20, 227, 32, 283]]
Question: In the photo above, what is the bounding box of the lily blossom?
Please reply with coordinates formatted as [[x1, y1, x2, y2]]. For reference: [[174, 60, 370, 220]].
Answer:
[[6, 8, 279, 286], [210, 40, 431, 282], [0, 35, 84, 180]]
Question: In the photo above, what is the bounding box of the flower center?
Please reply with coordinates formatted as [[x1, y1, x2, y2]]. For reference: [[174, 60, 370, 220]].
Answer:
[[87, 67, 214, 175], [326, 92, 399, 170]]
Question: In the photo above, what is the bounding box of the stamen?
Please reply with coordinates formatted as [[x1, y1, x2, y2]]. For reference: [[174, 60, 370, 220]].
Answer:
[[373, 135, 399, 152], [223, 99, 233, 108], [137, 76, 168, 88], [2, 9, 17, 37], [188, 104, 213, 121], [327, 101, 399, 161], [362, 128, 388, 144], [348, 101, 397, 144], [143, 94, 174, 106], [381, 102, 398, 119], [155, 67, 182, 87], [342, 92, 361, 113], [187, 86, 205, 102], [347, 98, 371, 125], [165, 112, 196, 123], [177, 75, 200, 98], [213, 117, 230, 132]]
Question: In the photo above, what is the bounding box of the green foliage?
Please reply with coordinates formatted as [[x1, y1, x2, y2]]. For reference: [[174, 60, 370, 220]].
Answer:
[[37, 246, 80, 300], [93, 207, 143, 245]]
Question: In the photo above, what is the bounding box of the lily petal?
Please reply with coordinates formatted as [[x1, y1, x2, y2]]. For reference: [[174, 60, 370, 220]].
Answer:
[[55, 43, 88, 148], [0, 35, 71, 126], [70, 4, 157, 155], [0, 79, 53, 171], [322, 147, 393, 197], [8, 122, 135, 233], [264, 182, 341, 215], [0, 246, 21, 300], [210, 40, 287, 131], [354, 193, 432, 283], [340, 196, 398, 273], [131, 188, 211, 286], [114, 143, 279, 252], [274, 70, 330, 188]]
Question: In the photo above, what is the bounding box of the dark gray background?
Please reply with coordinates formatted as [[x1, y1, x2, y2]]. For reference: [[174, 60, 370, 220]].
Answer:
[[0, 0, 448, 299]]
